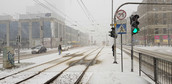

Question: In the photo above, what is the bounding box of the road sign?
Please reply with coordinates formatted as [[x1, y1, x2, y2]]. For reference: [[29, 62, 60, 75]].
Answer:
[[116, 24, 127, 34], [116, 10, 127, 20]]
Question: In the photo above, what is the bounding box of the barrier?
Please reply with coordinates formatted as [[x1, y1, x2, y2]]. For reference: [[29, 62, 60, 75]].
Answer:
[[139, 53, 172, 84]]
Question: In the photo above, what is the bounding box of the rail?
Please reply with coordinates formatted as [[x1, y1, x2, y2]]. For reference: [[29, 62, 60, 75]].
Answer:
[[139, 53, 172, 84], [121, 46, 172, 84]]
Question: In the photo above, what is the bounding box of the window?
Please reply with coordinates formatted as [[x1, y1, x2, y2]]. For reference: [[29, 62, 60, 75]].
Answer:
[[155, 14, 158, 18], [155, 20, 158, 24], [170, 28, 172, 34], [163, 13, 166, 18], [163, 20, 166, 24], [154, 14, 158, 24], [32, 22, 40, 38], [43, 21, 51, 38], [163, 28, 167, 34], [155, 28, 159, 34], [21, 22, 29, 40]]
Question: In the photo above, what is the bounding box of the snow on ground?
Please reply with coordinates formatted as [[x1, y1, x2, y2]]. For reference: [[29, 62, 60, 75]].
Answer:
[[0, 47, 90, 78], [14, 48, 58, 55], [21, 47, 98, 84], [0, 47, 62, 57], [84, 46, 155, 84], [0, 46, 155, 84]]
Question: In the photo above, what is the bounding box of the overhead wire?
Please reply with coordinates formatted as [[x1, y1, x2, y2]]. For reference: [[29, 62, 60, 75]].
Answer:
[[77, 0, 100, 30], [33, 0, 55, 14], [77, 0, 94, 24], [43, 0, 78, 25], [42, 0, 88, 31], [33, 0, 87, 32], [80, 0, 95, 23]]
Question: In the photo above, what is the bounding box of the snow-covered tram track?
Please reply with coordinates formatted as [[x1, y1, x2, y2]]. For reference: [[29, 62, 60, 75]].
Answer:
[[0, 48, 93, 84], [44, 47, 104, 84]]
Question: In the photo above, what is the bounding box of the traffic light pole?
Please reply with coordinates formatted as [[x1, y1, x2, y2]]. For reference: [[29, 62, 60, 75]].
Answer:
[[113, 2, 172, 72], [131, 27, 134, 72], [112, 0, 117, 64], [121, 34, 123, 72]]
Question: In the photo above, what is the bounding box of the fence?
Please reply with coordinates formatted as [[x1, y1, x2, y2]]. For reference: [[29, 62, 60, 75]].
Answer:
[[139, 53, 172, 84]]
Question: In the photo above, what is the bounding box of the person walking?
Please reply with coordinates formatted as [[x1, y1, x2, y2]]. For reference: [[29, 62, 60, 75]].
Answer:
[[58, 44, 62, 55], [112, 44, 114, 56]]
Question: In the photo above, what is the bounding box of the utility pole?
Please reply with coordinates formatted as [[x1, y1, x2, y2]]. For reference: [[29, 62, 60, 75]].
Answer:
[[112, 0, 117, 63]]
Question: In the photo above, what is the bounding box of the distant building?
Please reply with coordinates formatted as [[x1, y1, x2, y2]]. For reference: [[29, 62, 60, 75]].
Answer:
[[136, 0, 172, 46], [0, 13, 89, 48], [19, 13, 63, 48]]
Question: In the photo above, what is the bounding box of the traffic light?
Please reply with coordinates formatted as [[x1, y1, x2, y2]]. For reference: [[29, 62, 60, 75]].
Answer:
[[109, 27, 116, 38], [130, 15, 139, 35]]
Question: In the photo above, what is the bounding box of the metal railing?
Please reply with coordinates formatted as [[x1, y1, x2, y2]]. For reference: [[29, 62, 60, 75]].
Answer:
[[139, 53, 172, 84]]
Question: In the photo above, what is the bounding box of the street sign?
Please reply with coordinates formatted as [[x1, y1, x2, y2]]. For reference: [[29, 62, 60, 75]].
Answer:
[[116, 10, 127, 20], [116, 24, 127, 34]]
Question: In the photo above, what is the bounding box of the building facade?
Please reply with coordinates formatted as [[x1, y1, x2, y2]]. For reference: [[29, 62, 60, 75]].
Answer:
[[136, 0, 172, 46], [0, 13, 89, 49]]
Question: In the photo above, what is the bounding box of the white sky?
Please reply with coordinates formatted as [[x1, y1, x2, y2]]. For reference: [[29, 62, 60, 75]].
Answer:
[[0, 0, 142, 45]]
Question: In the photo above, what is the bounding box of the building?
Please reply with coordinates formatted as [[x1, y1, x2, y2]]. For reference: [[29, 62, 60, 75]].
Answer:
[[136, 0, 172, 46], [0, 13, 89, 49]]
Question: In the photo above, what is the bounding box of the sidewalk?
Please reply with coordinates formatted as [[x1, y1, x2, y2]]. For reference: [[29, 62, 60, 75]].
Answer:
[[86, 46, 154, 84]]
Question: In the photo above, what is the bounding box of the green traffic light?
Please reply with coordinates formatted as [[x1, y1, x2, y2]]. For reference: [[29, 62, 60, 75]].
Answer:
[[133, 28, 139, 34]]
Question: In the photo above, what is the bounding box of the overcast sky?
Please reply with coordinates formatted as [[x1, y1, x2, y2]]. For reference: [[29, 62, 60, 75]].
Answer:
[[0, 0, 142, 45]]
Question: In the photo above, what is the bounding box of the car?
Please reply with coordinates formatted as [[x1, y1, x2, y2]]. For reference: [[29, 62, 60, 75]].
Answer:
[[31, 45, 47, 54], [61, 45, 68, 51]]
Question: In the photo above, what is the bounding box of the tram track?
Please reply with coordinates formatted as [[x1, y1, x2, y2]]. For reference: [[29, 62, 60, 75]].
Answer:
[[0, 47, 96, 84], [13, 47, 99, 84], [44, 47, 104, 84], [0, 49, 59, 64]]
